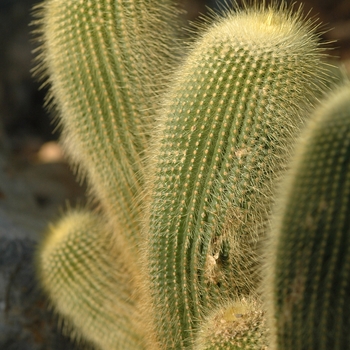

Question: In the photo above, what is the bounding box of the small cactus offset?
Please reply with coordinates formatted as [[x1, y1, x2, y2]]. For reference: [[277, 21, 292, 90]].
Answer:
[[36, 209, 146, 350], [266, 83, 350, 350], [194, 299, 267, 350], [31, 0, 348, 349], [145, 3, 332, 348]]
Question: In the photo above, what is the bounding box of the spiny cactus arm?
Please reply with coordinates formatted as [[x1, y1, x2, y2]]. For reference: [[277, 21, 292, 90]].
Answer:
[[31, 0, 180, 249], [194, 299, 267, 350], [265, 84, 350, 350], [36, 209, 147, 350], [145, 3, 333, 349]]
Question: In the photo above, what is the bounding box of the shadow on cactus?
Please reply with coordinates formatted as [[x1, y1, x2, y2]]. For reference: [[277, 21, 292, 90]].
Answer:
[[31, 0, 346, 349]]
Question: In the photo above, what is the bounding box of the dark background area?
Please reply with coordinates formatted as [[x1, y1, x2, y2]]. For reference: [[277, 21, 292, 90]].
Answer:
[[0, 0, 349, 349]]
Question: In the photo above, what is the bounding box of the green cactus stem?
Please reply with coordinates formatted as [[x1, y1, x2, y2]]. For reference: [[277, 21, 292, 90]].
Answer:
[[194, 299, 267, 350], [145, 3, 333, 349], [266, 83, 350, 350], [32, 0, 179, 251], [36, 209, 147, 350]]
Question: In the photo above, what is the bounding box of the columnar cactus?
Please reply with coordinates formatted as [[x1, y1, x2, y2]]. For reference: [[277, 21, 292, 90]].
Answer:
[[36, 209, 146, 350], [32, 0, 179, 253], [32, 0, 179, 348], [145, 4, 332, 349], [266, 83, 350, 350]]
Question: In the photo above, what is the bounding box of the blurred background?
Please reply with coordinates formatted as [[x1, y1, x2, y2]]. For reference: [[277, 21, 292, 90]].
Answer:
[[0, 0, 349, 349]]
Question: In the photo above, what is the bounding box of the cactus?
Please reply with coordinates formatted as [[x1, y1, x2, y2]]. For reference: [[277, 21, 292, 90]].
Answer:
[[36, 209, 146, 350], [31, 0, 346, 349], [32, 0, 180, 347], [194, 299, 267, 350], [32, 0, 179, 253], [266, 83, 350, 350], [144, 3, 333, 348]]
